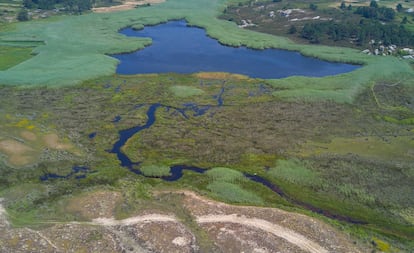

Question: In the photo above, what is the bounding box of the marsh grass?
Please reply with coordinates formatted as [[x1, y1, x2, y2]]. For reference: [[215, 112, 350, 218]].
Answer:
[[206, 181, 263, 205], [267, 159, 323, 188], [169, 85, 205, 97], [0, 46, 33, 70], [205, 167, 246, 183], [140, 164, 171, 177]]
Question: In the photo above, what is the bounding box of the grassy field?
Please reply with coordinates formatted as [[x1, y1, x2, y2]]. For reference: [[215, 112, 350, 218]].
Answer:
[[0, 46, 34, 70]]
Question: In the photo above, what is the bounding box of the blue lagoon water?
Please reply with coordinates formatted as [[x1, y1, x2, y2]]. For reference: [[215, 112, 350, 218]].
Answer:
[[113, 20, 359, 78]]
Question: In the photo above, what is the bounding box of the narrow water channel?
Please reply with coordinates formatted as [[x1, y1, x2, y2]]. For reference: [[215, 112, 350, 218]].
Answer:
[[107, 102, 366, 224]]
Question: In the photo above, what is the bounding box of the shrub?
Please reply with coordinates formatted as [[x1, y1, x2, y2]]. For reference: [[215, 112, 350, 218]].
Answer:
[[205, 167, 246, 183], [206, 181, 263, 204], [267, 159, 323, 188], [17, 9, 29, 22], [140, 164, 171, 177]]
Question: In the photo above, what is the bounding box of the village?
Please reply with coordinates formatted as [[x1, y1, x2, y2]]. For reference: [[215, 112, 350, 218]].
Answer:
[[361, 40, 414, 59]]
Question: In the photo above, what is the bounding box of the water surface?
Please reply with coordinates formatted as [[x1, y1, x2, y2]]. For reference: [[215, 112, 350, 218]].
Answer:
[[113, 20, 359, 78]]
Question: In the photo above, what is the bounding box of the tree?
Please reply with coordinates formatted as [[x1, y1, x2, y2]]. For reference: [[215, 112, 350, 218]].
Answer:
[[370, 0, 378, 8], [288, 25, 297, 34], [301, 23, 322, 43], [23, 0, 34, 8], [17, 9, 29, 21], [396, 3, 403, 12], [309, 3, 318, 11], [21, 0, 93, 13], [381, 7, 395, 21], [340, 1, 346, 10], [402, 16, 408, 24]]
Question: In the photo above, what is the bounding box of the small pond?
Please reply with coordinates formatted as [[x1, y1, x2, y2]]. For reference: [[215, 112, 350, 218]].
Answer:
[[113, 20, 359, 78]]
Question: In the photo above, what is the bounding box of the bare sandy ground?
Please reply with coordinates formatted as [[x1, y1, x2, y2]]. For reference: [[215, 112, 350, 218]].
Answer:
[[0, 198, 9, 228], [0, 191, 367, 253], [194, 72, 249, 80], [92, 0, 165, 13], [198, 214, 328, 253], [0, 132, 77, 167], [43, 133, 72, 150], [92, 214, 177, 226], [0, 139, 35, 166], [20, 131, 37, 141], [92, 213, 328, 253]]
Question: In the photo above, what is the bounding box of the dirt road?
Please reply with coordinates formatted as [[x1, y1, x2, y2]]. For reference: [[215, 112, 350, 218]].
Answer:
[[92, 214, 177, 226], [92, 0, 164, 13], [0, 198, 9, 228], [90, 212, 328, 253], [0, 191, 365, 253], [198, 214, 329, 253]]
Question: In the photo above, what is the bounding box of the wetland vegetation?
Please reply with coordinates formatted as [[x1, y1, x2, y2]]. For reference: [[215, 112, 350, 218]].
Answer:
[[0, 0, 414, 252]]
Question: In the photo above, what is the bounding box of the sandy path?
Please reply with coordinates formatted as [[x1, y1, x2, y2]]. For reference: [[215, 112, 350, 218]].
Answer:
[[92, 0, 164, 13], [197, 214, 329, 253], [0, 198, 9, 228], [92, 214, 178, 226], [90, 211, 328, 253], [1, 191, 336, 253]]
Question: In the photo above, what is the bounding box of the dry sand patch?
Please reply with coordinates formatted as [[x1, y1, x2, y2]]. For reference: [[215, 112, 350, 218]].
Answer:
[[0, 139, 36, 166], [0, 139, 33, 155], [20, 130, 37, 141], [195, 72, 249, 80], [92, 0, 164, 13], [43, 133, 72, 150]]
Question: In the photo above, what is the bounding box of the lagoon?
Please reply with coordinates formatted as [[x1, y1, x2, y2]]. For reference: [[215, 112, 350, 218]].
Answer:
[[113, 20, 359, 78]]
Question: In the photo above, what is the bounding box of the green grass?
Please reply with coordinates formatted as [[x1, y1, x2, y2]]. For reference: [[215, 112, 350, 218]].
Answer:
[[140, 164, 171, 177], [205, 167, 246, 183], [383, 116, 414, 125], [0, 46, 33, 70], [267, 159, 323, 188], [169, 85, 205, 97], [206, 181, 264, 205], [0, 0, 411, 103]]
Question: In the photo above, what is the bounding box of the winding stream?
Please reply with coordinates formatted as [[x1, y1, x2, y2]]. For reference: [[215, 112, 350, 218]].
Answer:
[[108, 102, 366, 224], [39, 87, 365, 224]]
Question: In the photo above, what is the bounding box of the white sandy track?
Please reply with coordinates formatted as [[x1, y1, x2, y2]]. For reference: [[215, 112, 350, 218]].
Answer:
[[92, 0, 164, 13], [0, 198, 9, 227], [91, 212, 328, 253], [0, 192, 330, 253], [197, 214, 329, 253], [91, 214, 177, 226]]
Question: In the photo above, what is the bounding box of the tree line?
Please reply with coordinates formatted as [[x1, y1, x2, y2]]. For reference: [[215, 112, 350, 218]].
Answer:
[[300, 19, 414, 46], [23, 0, 93, 13], [354, 5, 395, 21], [299, 1, 414, 47]]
